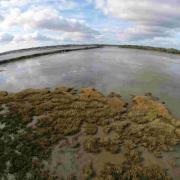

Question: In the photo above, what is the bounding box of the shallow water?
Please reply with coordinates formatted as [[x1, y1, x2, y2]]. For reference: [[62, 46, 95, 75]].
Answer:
[[0, 47, 180, 117]]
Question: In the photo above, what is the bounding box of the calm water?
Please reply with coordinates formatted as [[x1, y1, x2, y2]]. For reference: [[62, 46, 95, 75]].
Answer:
[[0, 47, 180, 117]]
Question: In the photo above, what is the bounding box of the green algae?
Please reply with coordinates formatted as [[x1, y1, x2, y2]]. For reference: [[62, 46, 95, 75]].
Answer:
[[0, 113, 49, 180]]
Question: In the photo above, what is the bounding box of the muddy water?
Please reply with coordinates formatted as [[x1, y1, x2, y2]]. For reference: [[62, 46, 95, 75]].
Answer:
[[0, 47, 180, 117]]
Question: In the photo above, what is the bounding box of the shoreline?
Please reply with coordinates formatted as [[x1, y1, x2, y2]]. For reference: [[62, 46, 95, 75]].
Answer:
[[0, 44, 179, 66], [118, 45, 180, 55], [0, 45, 102, 65]]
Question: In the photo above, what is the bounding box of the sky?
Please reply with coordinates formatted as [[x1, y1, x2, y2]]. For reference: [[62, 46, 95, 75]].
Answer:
[[0, 0, 180, 52]]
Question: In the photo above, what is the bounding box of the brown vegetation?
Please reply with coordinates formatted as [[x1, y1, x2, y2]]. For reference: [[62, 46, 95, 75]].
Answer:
[[0, 86, 180, 179]]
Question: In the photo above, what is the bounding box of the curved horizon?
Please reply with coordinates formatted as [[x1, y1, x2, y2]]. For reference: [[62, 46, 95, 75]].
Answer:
[[0, 0, 180, 52], [0, 44, 180, 54]]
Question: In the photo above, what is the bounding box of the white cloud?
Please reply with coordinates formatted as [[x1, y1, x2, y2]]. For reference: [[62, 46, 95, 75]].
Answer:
[[90, 0, 180, 40], [60, 32, 96, 41], [118, 25, 171, 41], [13, 32, 54, 42], [0, 0, 77, 10], [0, 0, 29, 8], [51, 0, 78, 10], [0, 0, 179, 50], [0, 15, 4, 21], [0, 33, 14, 42], [0, 30, 97, 52], [0, 3, 100, 49], [2, 6, 98, 34]]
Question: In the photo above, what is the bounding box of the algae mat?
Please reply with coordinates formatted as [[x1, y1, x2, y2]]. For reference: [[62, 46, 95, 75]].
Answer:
[[0, 86, 180, 179]]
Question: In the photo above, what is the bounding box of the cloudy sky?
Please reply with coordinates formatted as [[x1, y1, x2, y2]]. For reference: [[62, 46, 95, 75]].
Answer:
[[0, 0, 180, 52]]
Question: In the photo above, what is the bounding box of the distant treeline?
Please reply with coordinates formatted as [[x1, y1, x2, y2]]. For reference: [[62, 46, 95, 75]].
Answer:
[[118, 45, 180, 55]]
